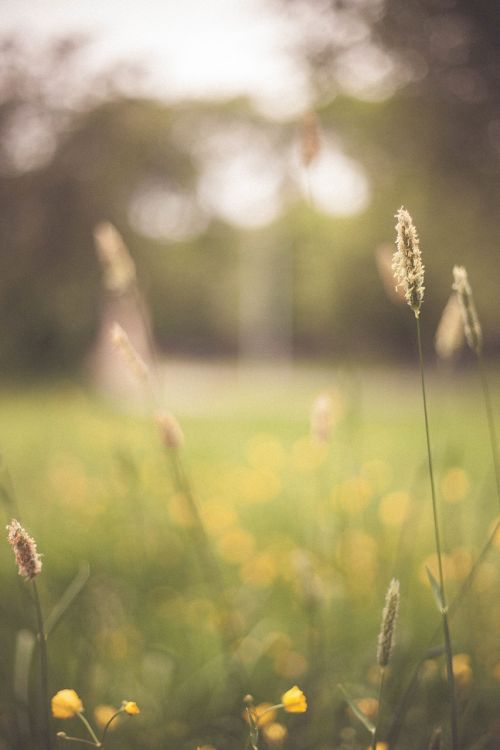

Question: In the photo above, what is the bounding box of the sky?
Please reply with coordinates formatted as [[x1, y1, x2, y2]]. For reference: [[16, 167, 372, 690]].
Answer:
[[1, 0, 374, 226], [2, 0, 311, 118]]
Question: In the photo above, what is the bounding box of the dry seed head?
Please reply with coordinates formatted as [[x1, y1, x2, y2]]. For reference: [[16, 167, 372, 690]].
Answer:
[[428, 727, 443, 750], [110, 323, 149, 382], [310, 393, 334, 443], [377, 578, 400, 667], [434, 294, 465, 360], [7, 519, 42, 579], [376, 244, 406, 306], [299, 111, 321, 168], [94, 221, 136, 293], [156, 411, 185, 450], [452, 266, 482, 354], [393, 207, 425, 317]]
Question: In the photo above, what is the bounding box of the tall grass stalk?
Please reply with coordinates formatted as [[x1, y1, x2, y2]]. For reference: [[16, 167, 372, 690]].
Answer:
[[32, 579, 52, 750], [372, 578, 399, 750], [388, 514, 500, 745], [371, 668, 385, 750], [452, 265, 500, 510], [416, 316, 458, 750], [476, 351, 500, 510], [392, 207, 457, 748]]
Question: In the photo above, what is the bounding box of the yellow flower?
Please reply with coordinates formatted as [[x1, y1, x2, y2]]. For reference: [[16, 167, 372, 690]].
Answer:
[[51, 689, 83, 719], [94, 704, 118, 729], [122, 701, 140, 716], [281, 686, 307, 713], [263, 722, 288, 745]]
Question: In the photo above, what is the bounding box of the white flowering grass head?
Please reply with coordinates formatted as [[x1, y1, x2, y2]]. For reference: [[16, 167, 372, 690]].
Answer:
[[94, 221, 136, 294], [377, 578, 400, 668], [393, 207, 425, 318], [110, 323, 149, 382]]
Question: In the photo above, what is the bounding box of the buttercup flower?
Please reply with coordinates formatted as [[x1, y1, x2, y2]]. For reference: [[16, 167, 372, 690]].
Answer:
[[281, 686, 307, 713], [51, 689, 83, 719], [122, 701, 140, 716]]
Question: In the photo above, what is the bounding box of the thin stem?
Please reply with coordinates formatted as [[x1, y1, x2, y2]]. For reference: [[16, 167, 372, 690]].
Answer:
[[371, 668, 385, 750], [32, 580, 52, 750], [415, 316, 458, 750], [388, 517, 500, 746], [77, 713, 101, 747], [100, 709, 123, 747], [166, 450, 246, 690], [477, 351, 500, 510], [58, 735, 99, 747]]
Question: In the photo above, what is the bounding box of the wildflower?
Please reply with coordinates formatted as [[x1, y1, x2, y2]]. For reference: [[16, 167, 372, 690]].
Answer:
[[156, 411, 184, 450], [263, 722, 288, 745], [6, 519, 42, 579], [94, 221, 136, 293], [446, 653, 473, 688], [51, 689, 83, 719], [452, 266, 482, 354], [281, 685, 307, 713], [355, 697, 379, 720], [122, 701, 140, 716], [110, 323, 149, 382], [393, 207, 425, 317], [435, 294, 464, 360], [377, 578, 400, 667], [94, 704, 118, 729]]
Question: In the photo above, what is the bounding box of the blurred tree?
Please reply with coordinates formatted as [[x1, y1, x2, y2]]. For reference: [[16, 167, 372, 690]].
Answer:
[[0, 37, 205, 375], [277, 0, 500, 354]]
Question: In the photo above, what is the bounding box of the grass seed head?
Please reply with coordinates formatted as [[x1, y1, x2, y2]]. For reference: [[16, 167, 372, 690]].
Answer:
[[110, 323, 149, 382], [156, 411, 185, 450], [94, 221, 136, 293], [428, 727, 443, 750], [452, 266, 482, 354], [435, 294, 465, 360], [6, 519, 42, 580], [393, 207, 425, 318], [377, 578, 400, 667]]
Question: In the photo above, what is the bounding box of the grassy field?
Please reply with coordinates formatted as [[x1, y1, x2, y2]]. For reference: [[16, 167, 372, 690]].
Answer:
[[1, 362, 499, 750]]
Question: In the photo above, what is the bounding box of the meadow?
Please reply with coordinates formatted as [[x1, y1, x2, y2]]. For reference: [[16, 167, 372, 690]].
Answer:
[[1, 357, 499, 750]]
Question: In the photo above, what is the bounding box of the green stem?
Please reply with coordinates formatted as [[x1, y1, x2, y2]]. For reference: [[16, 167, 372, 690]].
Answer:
[[100, 709, 124, 747], [77, 713, 101, 747], [166, 450, 246, 689], [388, 517, 500, 746], [58, 735, 99, 747], [477, 351, 500, 510], [169, 451, 225, 600], [32, 580, 52, 750], [371, 668, 385, 750], [416, 316, 458, 750]]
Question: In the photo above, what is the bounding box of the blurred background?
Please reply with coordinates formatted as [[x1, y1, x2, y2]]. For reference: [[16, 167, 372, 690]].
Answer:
[[1, 3, 500, 750], [1, 0, 499, 378]]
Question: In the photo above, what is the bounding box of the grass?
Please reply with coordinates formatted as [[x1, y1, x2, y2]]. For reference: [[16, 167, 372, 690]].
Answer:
[[0, 362, 499, 750]]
